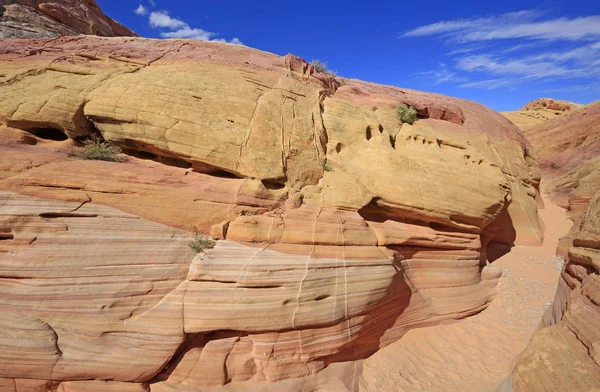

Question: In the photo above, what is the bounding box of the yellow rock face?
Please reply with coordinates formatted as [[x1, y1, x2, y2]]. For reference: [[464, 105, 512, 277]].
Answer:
[[0, 36, 543, 389]]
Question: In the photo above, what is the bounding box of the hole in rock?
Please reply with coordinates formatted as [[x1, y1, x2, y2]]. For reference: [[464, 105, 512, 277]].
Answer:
[[427, 222, 450, 231], [261, 179, 286, 190], [378, 124, 384, 133], [119, 139, 193, 169], [366, 126, 372, 141], [0, 233, 14, 241], [335, 143, 343, 153], [27, 127, 68, 141], [389, 135, 396, 149], [315, 294, 329, 301]]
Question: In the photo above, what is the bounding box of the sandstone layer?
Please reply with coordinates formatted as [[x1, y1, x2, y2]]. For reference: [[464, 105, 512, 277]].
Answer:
[[0, 36, 543, 390], [0, 0, 136, 39], [501, 98, 585, 131]]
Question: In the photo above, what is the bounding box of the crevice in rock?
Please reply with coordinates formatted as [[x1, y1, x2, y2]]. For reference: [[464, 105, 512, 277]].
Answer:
[[0, 232, 14, 241], [389, 135, 396, 149], [261, 180, 286, 190], [39, 212, 98, 218], [11, 124, 68, 141]]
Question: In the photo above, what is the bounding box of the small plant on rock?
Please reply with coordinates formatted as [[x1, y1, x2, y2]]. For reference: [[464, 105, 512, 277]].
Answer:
[[311, 59, 328, 73], [188, 234, 215, 254], [77, 135, 123, 162], [322, 160, 333, 172], [397, 103, 418, 125]]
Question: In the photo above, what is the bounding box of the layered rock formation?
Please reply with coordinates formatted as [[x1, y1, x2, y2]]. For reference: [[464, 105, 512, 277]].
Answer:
[[0, 0, 136, 38], [503, 101, 600, 391], [502, 98, 585, 131], [0, 36, 543, 390]]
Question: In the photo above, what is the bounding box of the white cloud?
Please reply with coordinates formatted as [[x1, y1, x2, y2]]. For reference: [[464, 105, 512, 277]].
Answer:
[[149, 11, 187, 30], [134, 5, 147, 16], [161, 27, 216, 40], [137, 9, 243, 44], [401, 11, 600, 42]]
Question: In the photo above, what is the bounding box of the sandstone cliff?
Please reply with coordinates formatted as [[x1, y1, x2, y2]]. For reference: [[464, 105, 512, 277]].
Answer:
[[0, 36, 543, 391], [0, 0, 136, 38]]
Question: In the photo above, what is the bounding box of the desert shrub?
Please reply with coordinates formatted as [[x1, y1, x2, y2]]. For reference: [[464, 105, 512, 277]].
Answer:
[[188, 234, 215, 254], [322, 161, 333, 172], [311, 59, 327, 73], [371, 105, 378, 111], [78, 135, 122, 162], [397, 103, 418, 125]]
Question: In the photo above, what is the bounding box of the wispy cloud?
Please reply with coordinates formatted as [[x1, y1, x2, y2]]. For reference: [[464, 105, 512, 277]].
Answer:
[[538, 83, 600, 93], [401, 11, 600, 42], [459, 77, 518, 90], [413, 63, 467, 84], [401, 10, 600, 91], [455, 55, 571, 78], [135, 8, 244, 44]]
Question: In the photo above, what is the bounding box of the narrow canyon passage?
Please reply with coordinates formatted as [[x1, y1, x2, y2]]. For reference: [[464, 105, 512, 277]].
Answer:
[[359, 194, 573, 392]]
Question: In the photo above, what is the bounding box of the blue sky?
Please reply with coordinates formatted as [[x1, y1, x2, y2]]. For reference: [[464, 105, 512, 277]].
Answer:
[[97, 0, 600, 111]]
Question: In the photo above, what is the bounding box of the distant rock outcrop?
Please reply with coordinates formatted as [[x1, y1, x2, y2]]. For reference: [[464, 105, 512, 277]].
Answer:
[[0, 36, 543, 390], [527, 101, 600, 253], [501, 98, 585, 131], [0, 0, 136, 38]]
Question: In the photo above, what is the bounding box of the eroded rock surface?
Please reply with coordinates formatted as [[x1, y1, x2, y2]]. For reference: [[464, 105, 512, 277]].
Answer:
[[0, 36, 543, 390], [501, 98, 585, 131], [0, 0, 136, 39]]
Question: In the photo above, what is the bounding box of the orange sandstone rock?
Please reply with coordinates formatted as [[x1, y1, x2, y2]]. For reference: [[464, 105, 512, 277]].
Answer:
[[0, 35, 543, 390]]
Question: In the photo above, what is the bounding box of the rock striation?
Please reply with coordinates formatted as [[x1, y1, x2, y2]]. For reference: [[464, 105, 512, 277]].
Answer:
[[0, 36, 543, 390], [0, 0, 136, 39]]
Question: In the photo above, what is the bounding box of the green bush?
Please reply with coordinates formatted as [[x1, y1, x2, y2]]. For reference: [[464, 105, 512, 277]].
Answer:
[[397, 103, 418, 125], [311, 59, 327, 73], [77, 135, 122, 162], [188, 234, 216, 254]]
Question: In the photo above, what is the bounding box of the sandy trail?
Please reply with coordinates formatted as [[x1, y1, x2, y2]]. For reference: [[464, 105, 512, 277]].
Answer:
[[359, 195, 572, 392]]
